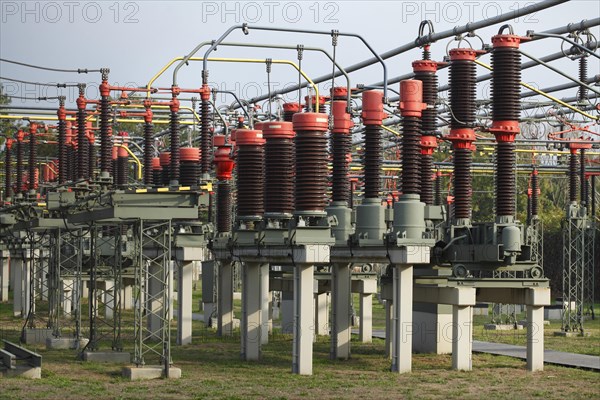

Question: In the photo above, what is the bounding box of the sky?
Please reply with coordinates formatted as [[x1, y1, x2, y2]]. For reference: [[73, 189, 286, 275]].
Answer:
[[0, 0, 599, 116]]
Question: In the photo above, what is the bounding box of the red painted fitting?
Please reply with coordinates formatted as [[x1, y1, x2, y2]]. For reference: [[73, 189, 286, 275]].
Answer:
[[57, 105, 67, 120], [152, 157, 162, 170], [213, 135, 226, 147], [490, 120, 520, 142], [234, 129, 265, 146], [170, 98, 180, 113], [399, 80, 427, 117], [87, 132, 95, 144], [332, 101, 353, 133], [331, 86, 348, 100], [361, 90, 385, 125], [112, 146, 119, 160], [144, 108, 153, 124], [292, 112, 329, 131], [200, 84, 211, 101], [449, 48, 485, 61], [283, 102, 302, 113], [16, 129, 24, 141], [304, 95, 327, 107], [492, 34, 530, 48], [446, 128, 476, 149], [569, 142, 593, 153], [412, 60, 438, 72], [213, 144, 234, 181], [159, 152, 171, 166], [99, 80, 110, 97], [420, 135, 437, 155], [261, 121, 296, 139], [180, 147, 200, 161], [6, 138, 13, 149]]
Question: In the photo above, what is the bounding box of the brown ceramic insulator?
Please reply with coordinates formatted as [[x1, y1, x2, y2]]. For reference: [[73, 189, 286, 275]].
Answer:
[[434, 170, 442, 206], [66, 145, 75, 182], [200, 100, 212, 174], [217, 181, 232, 233], [179, 147, 201, 186], [363, 125, 382, 198], [4, 142, 11, 198], [569, 152, 579, 203], [117, 156, 128, 186], [264, 137, 295, 214], [77, 108, 88, 179], [414, 71, 438, 136], [495, 141, 516, 216], [449, 60, 476, 129], [283, 103, 301, 122], [99, 96, 112, 174], [15, 139, 23, 194], [160, 152, 171, 186], [331, 131, 351, 204], [57, 119, 67, 183], [143, 122, 154, 185], [491, 47, 521, 122], [169, 110, 180, 183], [453, 148, 472, 220], [295, 131, 328, 211], [578, 56, 588, 102], [88, 141, 96, 179], [580, 149, 587, 206], [28, 130, 37, 191], [531, 172, 539, 216], [236, 145, 265, 217], [420, 154, 434, 205], [401, 116, 421, 195]]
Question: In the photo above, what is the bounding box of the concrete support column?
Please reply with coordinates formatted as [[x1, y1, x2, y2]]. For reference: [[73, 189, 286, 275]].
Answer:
[[12, 256, 23, 316], [177, 261, 193, 345], [40, 251, 49, 301], [62, 279, 73, 316], [292, 264, 314, 375], [281, 290, 294, 334], [217, 261, 234, 336], [0, 251, 9, 302], [241, 262, 262, 361], [413, 303, 453, 354], [330, 263, 351, 360], [451, 305, 473, 371], [385, 300, 393, 358], [526, 305, 544, 371], [314, 292, 328, 337], [391, 265, 413, 373], [201, 260, 216, 327], [147, 262, 163, 338], [260, 264, 270, 345], [359, 293, 372, 343], [22, 254, 32, 319], [104, 280, 115, 320], [122, 285, 133, 310]]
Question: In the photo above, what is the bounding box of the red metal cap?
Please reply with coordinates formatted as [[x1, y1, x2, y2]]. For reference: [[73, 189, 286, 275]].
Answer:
[[420, 135, 437, 155], [412, 60, 438, 73], [152, 157, 162, 170], [569, 141, 593, 152], [213, 145, 234, 180], [449, 48, 485, 61], [492, 34, 530, 48], [180, 147, 201, 161], [399, 80, 427, 117], [331, 86, 348, 100], [446, 128, 476, 149], [490, 120, 520, 142], [99, 80, 110, 97], [261, 121, 295, 139], [361, 90, 384, 125], [332, 101, 353, 134], [159, 152, 171, 166], [283, 102, 302, 113], [234, 129, 265, 146], [213, 135, 226, 147], [6, 138, 13, 149], [304, 95, 327, 107], [292, 112, 329, 131], [118, 145, 128, 158], [112, 146, 119, 160]]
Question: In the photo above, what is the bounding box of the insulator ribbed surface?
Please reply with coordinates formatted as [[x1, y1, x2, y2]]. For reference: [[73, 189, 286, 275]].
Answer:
[[400, 117, 421, 195]]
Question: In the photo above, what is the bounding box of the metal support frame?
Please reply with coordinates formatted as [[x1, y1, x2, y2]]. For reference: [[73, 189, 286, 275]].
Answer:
[[23, 232, 51, 333]]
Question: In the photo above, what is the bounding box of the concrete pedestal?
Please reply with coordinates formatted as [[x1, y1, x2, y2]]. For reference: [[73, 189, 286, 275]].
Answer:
[[177, 261, 193, 345], [292, 264, 314, 375], [314, 292, 329, 336], [452, 305, 473, 371], [22, 255, 32, 319], [217, 261, 234, 336], [1, 251, 10, 302], [527, 305, 544, 371], [83, 351, 131, 363], [330, 263, 351, 360], [12, 256, 23, 316], [122, 365, 181, 380], [241, 262, 263, 361], [391, 265, 413, 373], [385, 300, 393, 358], [147, 263, 164, 339], [61, 279, 73, 316], [281, 291, 294, 334], [260, 264, 270, 345], [103, 280, 115, 320], [413, 303, 453, 354], [122, 285, 133, 310], [359, 293, 372, 343]]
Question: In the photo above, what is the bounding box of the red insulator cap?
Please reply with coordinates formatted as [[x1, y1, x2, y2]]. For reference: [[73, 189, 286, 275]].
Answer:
[[180, 147, 201, 161], [57, 106, 67, 120], [446, 128, 476, 149], [170, 98, 180, 113], [399, 80, 427, 117], [213, 135, 226, 147], [76, 95, 86, 110], [283, 102, 302, 113], [159, 152, 171, 166], [112, 146, 119, 160], [569, 141, 593, 153], [412, 60, 438, 73], [6, 138, 13, 149], [234, 129, 265, 146], [213, 145, 234, 181], [490, 120, 520, 142], [99, 80, 110, 97], [304, 95, 327, 107], [331, 86, 348, 100], [361, 90, 384, 125], [261, 121, 295, 139], [152, 157, 162, 170], [16, 130, 24, 141], [200, 84, 211, 101], [292, 112, 329, 132], [332, 101, 353, 134], [449, 48, 485, 61], [420, 135, 438, 155], [492, 34, 530, 48], [118, 145, 128, 158]]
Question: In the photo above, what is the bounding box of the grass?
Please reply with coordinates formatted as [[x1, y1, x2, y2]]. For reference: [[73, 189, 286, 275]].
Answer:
[[1, 285, 599, 399]]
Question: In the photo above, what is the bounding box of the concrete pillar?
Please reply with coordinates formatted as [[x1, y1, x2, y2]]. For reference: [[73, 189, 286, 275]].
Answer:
[[452, 305, 473, 371], [391, 265, 413, 373], [104, 280, 115, 320], [217, 261, 234, 336], [40, 251, 49, 301], [281, 290, 294, 334], [0, 251, 9, 302], [22, 254, 31, 319], [527, 305, 544, 371], [241, 262, 262, 361], [177, 261, 193, 345], [314, 292, 328, 337], [62, 279, 73, 316], [201, 260, 216, 327], [385, 300, 393, 358], [169, 261, 174, 321], [413, 303, 453, 354], [147, 262, 163, 338], [122, 285, 133, 310], [330, 263, 351, 360], [359, 293, 372, 343], [12, 256, 23, 316], [260, 264, 270, 345], [292, 264, 314, 375]]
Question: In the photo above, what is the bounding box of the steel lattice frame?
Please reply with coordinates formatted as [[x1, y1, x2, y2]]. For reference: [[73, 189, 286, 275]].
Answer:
[[583, 220, 595, 319], [133, 219, 172, 369], [528, 217, 544, 270], [23, 231, 52, 333], [561, 215, 586, 332], [491, 270, 518, 324]]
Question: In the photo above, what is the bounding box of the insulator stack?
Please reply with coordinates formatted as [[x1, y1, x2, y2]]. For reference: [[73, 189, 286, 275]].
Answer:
[[569, 149, 579, 203], [580, 149, 587, 206], [28, 124, 37, 191], [88, 134, 96, 179], [447, 48, 478, 222], [234, 129, 265, 218], [67, 144, 75, 182], [217, 181, 232, 232], [293, 113, 329, 213], [362, 91, 384, 199], [531, 170, 539, 216], [57, 101, 67, 184], [179, 147, 201, 186], [143, 117, 154, 185], [491, 32, 526, 219], [151, 158, 162, 186], [304, 95, 327, 114], [213, 135, 234, 232], [434, 169, 442, 206], [4, 139, 12, 199], [283, 103, 301, 122], [578, 56, 588, 102], [260, 121, 296, 215], [169, 100, 181, 184], [15, 131, 24, 194], [398, 80, 427, 196], [420, 136, 436, 205], [159, 152, 171, 186], [200, 98, 212, 174], [112, 146, 118, 183], [117, 141, 128, 187], [99, 76, 112, 175], [422, 45, 431, 61], [331, 92, 353, 205], [76, 102, 88, 180], [413, 59, 439, 137]]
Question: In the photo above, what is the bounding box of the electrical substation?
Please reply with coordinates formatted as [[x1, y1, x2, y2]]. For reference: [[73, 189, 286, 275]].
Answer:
[[0, 0, 598, 396]]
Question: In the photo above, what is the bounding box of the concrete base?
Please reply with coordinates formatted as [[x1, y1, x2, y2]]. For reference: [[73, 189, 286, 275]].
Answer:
[[82, 351, 131, 363], [1, 366, 41, 379], [553, 331, 591, 337], [484, 324, 523, 331], [23, 328, 54, 345], [122, 365, 182, 380], [46, 337, 89, 350], [413, 303, 453, 354]]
